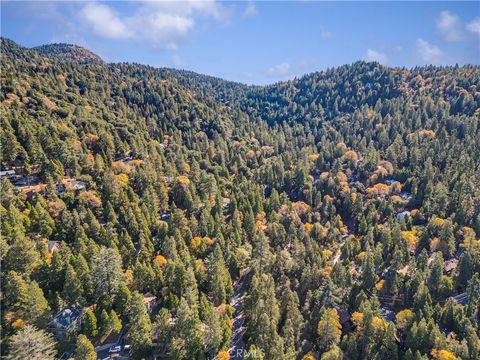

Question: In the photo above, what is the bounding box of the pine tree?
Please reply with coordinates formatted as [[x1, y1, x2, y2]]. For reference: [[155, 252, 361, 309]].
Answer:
[[75, 334, 96, 360], [8, 325, 57, 360], [362, 250, 376, 289], [91, 247, 124, 302], [109, 309, 122, 335], [5, 272, 51, 327], [158, 178, 169, 213], [98, 309, 111, 338], [63, 264, 84, 306], [428, 252, 443, 294], [377, 323, 398, 360], [317, 308, 342, 352], [317, 278, 342, 309], [127, 291, 152, 358], [114, 284, 131, 314], [153, 308, 173, 346], [174, 297, 203, 358], [4, 234, 39, 276], [83, 310, 98, 339], [457, 252, 472, 289]]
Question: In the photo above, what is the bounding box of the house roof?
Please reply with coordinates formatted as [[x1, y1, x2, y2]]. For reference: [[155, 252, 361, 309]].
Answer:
[[0, 170, 16, 177], [47, 241, 60, 253], [72, 180, 86, 190], [444, 259, 458, 273], [53, 307, 81, 329], [399, 191, 413, 200], [396, 211, 410, 221], [62, 178, 86, 191], [18, 183, 47, 194], [397, 265, 410, 276], [143, 292, 157, 304]]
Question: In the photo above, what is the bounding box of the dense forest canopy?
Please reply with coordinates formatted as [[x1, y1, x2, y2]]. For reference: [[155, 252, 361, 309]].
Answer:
[[1, 37, 479, 360]]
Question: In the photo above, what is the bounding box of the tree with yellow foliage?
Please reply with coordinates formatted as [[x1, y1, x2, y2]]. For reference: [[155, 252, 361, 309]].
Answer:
[[117, 173, 129, 186], [395, 309, 414, 331], [431, 349, 457, 360], [154, 254, 167, 267], [217, 350, 230, 360], [317, 308, 342, 352]]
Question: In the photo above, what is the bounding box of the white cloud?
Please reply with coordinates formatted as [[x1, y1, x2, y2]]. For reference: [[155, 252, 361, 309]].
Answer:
[[137, 1, 230, 23], [416, 38, 443, 63], [466, 17, 480, 36], [436, 11, 463, 42], [364, 49, 388, 65], [79, 1, 231, 49], [266, 62, 291, 78], [320, 27, 333, 40], [243, 1, 258, 18], [80, 3, 131, 39], [126, 11, 194, 50]]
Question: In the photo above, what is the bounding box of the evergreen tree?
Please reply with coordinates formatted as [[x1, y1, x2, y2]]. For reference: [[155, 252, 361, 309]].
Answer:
[[75, 334, 96, 360], [362, 250, 376, 289], [63, 264, 84, 306], [8, 325, 57, 360], [377, 323, 398, 360], [98, 309, 111, 338], [83, 310, 98, 339], [91, 247, 124, 303], [109, 309, 122, 335], [317, 308, 342, 352], [127, 292, 152, 358]]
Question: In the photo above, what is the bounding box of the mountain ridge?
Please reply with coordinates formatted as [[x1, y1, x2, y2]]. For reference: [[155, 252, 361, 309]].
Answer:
[[33, 43, 104, 64], [3, 37, 479, 88]]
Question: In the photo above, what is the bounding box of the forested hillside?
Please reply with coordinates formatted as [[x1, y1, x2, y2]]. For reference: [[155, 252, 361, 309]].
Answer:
[[1, 37, 479, 360]]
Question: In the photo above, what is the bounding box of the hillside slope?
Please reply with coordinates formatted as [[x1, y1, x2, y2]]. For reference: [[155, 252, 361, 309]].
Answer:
[[1, 38, 480, 360], [34, 43, 104, 64]]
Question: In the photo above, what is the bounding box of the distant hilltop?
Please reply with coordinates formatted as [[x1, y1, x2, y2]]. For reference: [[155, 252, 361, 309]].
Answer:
[[33, 43, 103, 64]]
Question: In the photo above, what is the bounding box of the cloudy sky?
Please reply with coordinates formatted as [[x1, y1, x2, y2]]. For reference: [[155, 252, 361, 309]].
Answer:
[[2, 1, 479, 84]]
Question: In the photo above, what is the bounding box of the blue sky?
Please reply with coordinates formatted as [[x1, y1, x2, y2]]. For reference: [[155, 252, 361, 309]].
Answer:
[[2, 1, 479, 84]]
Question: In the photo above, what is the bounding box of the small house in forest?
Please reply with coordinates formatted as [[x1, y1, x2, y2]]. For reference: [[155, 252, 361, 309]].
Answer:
[[222, 197, 231, 209], [61, 178, 87, 192], [444, 259, 458, 274], [72, 180, 86, 191], [143, 292, 157, 314], [0, 169, 16, 179], [396, 211, 410, 222], [47, 240, 61, 253], [49, 307, 82, 339], [12, 175, 37, 186]]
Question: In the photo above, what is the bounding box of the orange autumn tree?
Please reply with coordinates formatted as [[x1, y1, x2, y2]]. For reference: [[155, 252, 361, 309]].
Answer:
[[217, 350, 229, 360], [343, 150, 359, 162], [154, 255, 167, 267]]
